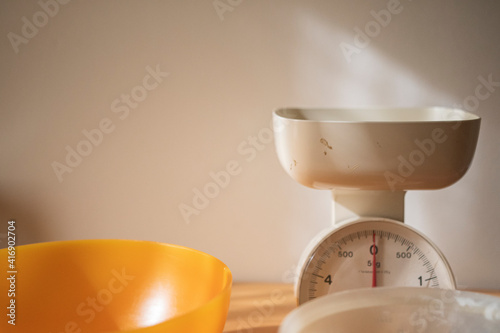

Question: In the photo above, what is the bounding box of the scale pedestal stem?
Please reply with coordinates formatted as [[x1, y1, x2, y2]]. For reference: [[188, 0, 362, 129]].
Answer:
[[331, 190, 406, 225]]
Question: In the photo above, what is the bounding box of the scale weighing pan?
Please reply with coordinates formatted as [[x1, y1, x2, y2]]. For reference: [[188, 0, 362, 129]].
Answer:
[[273, 107, 480, 191]]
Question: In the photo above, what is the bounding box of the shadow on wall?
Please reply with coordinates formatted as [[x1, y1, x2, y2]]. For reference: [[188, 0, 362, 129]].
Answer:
[[305, 0, 500, 97], [0, 193, 50, 248]]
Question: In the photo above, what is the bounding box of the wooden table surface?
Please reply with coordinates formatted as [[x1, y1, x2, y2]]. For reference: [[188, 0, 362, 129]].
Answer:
[[222, 283, 500, 333]]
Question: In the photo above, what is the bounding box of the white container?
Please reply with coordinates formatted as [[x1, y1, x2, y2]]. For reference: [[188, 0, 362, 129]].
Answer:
[[279, 287, 500, 333]]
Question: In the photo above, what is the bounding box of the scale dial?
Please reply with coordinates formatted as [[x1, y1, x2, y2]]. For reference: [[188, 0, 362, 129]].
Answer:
[[297, 218, 456, 304]]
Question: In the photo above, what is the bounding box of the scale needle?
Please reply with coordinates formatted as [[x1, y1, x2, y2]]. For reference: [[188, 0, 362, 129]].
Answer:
[[372, 231, 377, 288]]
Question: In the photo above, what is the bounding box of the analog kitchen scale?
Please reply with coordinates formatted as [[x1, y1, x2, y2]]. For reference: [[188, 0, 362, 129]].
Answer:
[[273, 107, 481, 305]]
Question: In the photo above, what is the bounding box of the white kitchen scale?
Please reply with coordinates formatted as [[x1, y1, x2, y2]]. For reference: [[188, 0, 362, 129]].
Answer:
[[273, 107, 480, 305]]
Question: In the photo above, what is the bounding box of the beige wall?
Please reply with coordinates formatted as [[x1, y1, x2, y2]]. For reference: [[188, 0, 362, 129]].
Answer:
[[1, 0, 499, 288]]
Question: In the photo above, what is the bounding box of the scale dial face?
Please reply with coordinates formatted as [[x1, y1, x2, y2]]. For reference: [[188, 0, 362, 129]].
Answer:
[[297, 218, 456, 304]]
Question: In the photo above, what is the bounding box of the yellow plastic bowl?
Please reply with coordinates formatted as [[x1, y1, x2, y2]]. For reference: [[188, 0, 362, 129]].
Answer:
[[0, 240, 232, 332]]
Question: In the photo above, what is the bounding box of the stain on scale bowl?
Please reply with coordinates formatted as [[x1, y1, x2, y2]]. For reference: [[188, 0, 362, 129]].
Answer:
[[0, 240, 232, 332]]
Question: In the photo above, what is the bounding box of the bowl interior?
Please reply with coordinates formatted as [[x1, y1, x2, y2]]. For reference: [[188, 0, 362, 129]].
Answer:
[[1, 240, 232, 332], [275, 107, 480, 122]]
